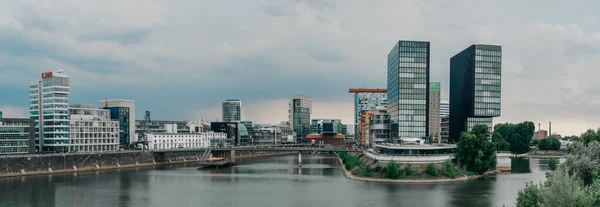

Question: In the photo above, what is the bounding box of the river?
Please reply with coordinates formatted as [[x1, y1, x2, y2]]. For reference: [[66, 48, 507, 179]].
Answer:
[[0, 154, 551, 207]]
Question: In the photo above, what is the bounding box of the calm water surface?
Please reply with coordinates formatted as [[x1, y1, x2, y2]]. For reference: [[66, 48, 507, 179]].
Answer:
[[0, 154, 551, 207]]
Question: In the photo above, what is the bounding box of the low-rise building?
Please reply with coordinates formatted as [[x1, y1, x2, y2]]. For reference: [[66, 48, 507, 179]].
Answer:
[[533, 130, 548, 140], [100, 99, 135, 148], [0, 118, 35, 154], [210, 122, 251, 146], [135, 120, 190, 134], [251, 125, 294, 145], [146, 132, 227, 150], [68, 105, 119, 152], [307, 118, 346, 146]]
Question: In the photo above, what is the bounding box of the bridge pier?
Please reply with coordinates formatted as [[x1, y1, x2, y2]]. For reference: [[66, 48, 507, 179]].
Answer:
[[298, 152, 302, 167]]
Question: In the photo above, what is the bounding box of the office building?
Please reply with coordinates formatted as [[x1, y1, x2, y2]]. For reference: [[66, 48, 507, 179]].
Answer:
[[251, 124, 294, 145], [349, 88, 387, 144], [0, 111, 2, 118], [429, 82, 441, 142], [0, 118, 35, 154], [135, 120, 189, 135], [147, 132, 227, 150], [441, 117, 450, 143], [310, 119, 344, 135], [367, 110, 390, 146], [359, 110, 376, 145], [239, 121, 253, 129], [440, 100, 449, 118], [450, 44, 502, 142], [68, 105, 119, 152], [289, 95, 312, 142], [100, 99, 136, 148], [210, 122, 250, 146], [222, 100, 241, 122], [387, 40, 430, 139], [30, 70, 70, 152]]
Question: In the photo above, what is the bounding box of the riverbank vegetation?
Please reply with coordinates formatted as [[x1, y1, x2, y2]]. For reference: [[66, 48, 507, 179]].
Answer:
[[492, 122, 535, 153], [338, 152, 466, 180], [516, 141, 600, 207]]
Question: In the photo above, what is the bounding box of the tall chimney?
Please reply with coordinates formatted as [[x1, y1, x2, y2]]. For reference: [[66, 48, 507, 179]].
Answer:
[[538, 123, 541, 132], [549, 121, 552, 136]]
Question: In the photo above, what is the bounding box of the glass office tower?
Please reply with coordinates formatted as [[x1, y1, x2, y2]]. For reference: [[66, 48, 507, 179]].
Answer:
[[449, 44, 501, 142], [387, 40, 430, 139], [222, 99, 242, 122], [289, 95, 311, 143]]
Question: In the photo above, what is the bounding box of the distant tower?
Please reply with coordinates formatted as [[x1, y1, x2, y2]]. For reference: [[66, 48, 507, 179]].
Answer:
[[549, 121, 552, 136], [222, 100, 241, 122]]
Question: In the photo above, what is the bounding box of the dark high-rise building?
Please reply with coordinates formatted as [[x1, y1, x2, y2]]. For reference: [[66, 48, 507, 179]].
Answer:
[[289, 95, 311, 143], [387, 40, 430, 139], [222, 100, 241, 122], [449, 44, 502, 142]]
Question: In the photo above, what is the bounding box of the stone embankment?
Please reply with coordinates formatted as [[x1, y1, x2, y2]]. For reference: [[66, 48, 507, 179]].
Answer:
[[337, 154, 499, 184], [0, 150, 295, 178]]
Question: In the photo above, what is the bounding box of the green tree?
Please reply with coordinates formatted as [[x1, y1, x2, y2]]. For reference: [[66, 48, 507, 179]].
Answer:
[[494, 122, 535, 154], [548, 138, 561, 150], [386, 161, 401, 179], [404, 165, 413, 176], [581, 129, 600, 145], [456, 129, 497, 174], [472, 124, 491, 140], [516, 182, 541, 207], [531, 139, 539, 146]]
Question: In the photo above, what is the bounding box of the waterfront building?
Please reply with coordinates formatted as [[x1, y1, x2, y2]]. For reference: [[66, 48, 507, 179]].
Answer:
[[309, 119, 344, 135], [440, 100, 449, 118], [429, 82, 441, 142], [0, 118, 35, 154], [450, 44, 502, 142], [30, 70, 70, 153], [367, 110, 390, 146], [146, 132, 227, 150], [289, 95, 312, 143], [100, 99, 135, 148], [306, 134, 344, 146], [387, 40, 430, 140], [210, 122, 250, 146], [68, 104, 119, 152], [251, 125, 294, 145], [222, 100, 241, 122], [135, 120, 189, 135], [367, 137, 455, 164], [239, 121, 253, 129], [348, 88, 387, 145]]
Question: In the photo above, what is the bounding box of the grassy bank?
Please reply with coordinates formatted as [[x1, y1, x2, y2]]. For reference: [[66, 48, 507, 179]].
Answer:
[[338, 152, 472, 180]]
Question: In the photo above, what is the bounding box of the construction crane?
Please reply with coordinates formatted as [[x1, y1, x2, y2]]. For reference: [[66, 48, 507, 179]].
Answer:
[[137, 111, 151, 150]]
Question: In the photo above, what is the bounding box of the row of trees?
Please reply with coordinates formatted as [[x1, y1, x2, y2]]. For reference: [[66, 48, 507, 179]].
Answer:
[[516, 141, 600, 206], [492, 121, 535, 153], [536, 137, 561, 150]]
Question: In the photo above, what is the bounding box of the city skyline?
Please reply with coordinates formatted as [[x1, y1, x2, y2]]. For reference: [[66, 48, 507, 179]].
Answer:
[[1, 1, 599, 136]]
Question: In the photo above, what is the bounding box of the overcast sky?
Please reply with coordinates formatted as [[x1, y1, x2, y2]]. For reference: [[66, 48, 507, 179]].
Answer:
[[1, 0, 599, 136]]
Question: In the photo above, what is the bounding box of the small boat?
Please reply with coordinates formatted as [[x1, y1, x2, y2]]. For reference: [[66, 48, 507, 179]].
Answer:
[[198, 157, 233, 168]]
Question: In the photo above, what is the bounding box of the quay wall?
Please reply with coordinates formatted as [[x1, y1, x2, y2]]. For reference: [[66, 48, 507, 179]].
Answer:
[[0, 150, 294, 178]]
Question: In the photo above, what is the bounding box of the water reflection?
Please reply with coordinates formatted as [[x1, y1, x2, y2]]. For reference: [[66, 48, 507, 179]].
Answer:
[[0, 155, 550, 207]]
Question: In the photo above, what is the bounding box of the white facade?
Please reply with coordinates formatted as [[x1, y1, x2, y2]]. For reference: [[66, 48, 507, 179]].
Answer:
[[30, 70, 70, 152], [68, 105, 119, 152], [99, 99, 136, 145], [441, 100, 449, 118], [147, 132, 227, 150]]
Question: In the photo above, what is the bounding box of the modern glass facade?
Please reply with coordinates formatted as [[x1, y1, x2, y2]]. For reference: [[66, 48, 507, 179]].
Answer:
[[100, 99, 136, 148], [387, 40, 430, 139], [429, 82, 441, 141], [0, 118, 35, 154], [309, 119, 343, 135], [30, 71, 70, 153], [289, 95, 311, 143], [349, 89, 387, 145], [440, 100, 450, 118], [450, 44, 502, 142], [222, 100, 241, 122]]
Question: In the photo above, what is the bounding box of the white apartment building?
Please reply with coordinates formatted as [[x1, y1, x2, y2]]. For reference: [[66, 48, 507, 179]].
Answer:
[[147, 132, 227, 150], [30, 70, 70, 152], [68, 105, 119, 152]]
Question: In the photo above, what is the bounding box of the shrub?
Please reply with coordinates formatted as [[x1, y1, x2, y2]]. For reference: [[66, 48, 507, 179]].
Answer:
[[404, 165, 413, 176], [386, 161, 401, 179], [441, 161, 456, 179], [548, 158, 558, 171], [351, 168, 362, 176], [426, 163, 439, 176], [375, 165, 382, 172]]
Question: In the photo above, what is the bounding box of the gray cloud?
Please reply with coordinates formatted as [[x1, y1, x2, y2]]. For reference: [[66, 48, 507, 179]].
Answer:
[[1, 0, 600, 135]]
